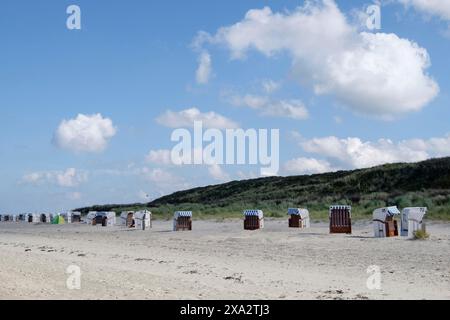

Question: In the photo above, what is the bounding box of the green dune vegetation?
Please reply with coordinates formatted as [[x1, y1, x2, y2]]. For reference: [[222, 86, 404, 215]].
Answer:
[[76, 157, 450, 221]]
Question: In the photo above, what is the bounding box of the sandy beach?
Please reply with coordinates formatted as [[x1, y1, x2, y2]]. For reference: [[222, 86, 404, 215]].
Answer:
[[0, 219, 449, 300]]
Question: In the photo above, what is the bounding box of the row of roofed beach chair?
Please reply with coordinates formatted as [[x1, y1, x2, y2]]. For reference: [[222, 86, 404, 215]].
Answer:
[[0, 206, 428, 238], [0, 212, 81, 224], [244, 205, 427, 239]]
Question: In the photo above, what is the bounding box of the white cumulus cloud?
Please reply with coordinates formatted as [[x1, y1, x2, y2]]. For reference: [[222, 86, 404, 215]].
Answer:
[[156, 107, 239, 129], [228, 93, 309, 120], [228, 94, 269, 109], [299, 134, 450, 169], [56, 168, 87, 187], [22, 172, 47, 184], [146, 149, 173, 165], [53, 114, 117, 153], [237, 170, 260, 180], [208, 164, 231, 181], [399, 0, 450, 21], [262, 100, 309, 120], [142, 168, 176, 183], [262, 79, 281, 94], [195, 0, 439, 118], [196, 51, 212, 84], [140, 167, 191, 193], [22, 168, 88, 188], [284, 157, 336, 175]]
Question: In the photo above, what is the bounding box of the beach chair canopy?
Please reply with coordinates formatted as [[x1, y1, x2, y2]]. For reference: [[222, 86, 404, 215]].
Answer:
[[373, 206, 400, 222], [174, 211, 192, 219], [243, 210, 264, 219], [386, 206, 401, 215], [330, 205, 351, 210], [329, 205, 351, 216], [87, 212, 97, 219], [402, 207, 427, 222], [287, 208, 309, 218]]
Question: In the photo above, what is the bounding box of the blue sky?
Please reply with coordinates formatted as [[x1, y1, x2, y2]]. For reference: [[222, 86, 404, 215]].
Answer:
[[1, 0, 449, 212]]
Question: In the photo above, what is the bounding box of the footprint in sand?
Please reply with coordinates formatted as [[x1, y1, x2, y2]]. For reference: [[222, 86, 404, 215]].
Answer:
[[224, 274, 244, 283], [183, 270, 199, 275]]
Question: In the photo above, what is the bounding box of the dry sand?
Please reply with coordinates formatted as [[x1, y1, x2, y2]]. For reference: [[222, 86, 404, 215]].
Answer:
[[0, 219, 449, 300]]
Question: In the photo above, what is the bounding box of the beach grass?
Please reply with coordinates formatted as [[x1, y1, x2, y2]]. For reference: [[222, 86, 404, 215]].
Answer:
[[101, 204, 450, 221]]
